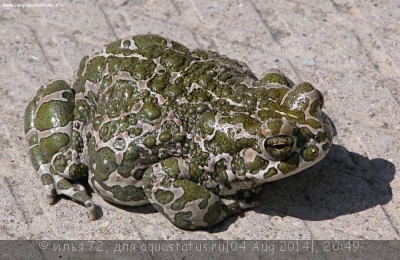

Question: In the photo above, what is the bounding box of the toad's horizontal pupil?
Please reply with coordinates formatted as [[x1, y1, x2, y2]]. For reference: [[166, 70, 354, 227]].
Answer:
[[273, 144, 289, 149]]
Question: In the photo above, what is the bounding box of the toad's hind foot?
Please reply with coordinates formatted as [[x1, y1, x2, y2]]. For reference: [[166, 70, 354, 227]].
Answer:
[[53, 175, 97, 220]]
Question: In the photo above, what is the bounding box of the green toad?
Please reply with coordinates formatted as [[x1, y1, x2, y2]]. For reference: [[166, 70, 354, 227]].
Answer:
[[24, 34, 334, 229]]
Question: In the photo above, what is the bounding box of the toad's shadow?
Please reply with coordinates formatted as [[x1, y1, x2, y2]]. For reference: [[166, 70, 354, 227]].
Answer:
[[215, 144, 395, 231]]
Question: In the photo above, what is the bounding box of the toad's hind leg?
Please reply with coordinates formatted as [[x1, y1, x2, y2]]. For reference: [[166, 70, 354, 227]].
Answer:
[[24, 80, 96, 220], [142, 157, 240, 230]]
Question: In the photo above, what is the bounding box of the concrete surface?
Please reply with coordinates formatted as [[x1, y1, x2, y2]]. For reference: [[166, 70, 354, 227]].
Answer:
[[0, 0, 399, 242]]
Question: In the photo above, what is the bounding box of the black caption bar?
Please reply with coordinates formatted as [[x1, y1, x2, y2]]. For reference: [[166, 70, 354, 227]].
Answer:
[[2, 240, 399, 259]]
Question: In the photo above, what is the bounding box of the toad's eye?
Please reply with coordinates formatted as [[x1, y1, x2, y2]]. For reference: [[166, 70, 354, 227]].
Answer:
[[264, 135, 294, 160]]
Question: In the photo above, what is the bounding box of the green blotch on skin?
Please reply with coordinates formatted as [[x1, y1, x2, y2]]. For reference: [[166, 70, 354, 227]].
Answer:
[[214, 160, 229, 182], [92, 116, 102, 131], [301, 145, 320, 161], [278, 153, 300, 174], [281, 82, 315, 110], [139, 154, 159, 166], [129, 127, 143, 137], [71, 129, 84, 153], [139, 101, 161, 120], [74, 99, 91, 123], [294, 82, 315, 93], [99, 122, 113, 142], [132, 35, 169, 59], [315, 131, 327, 143], [72, 77, 87, 94], [261, 71, 292, 87], [159, 131, 172, 143], [53, 154, 67, 173], [216, 85, 232, 97], [161, 48, 193, 72], [28, 145, 43, 170], [118, 143, 140, 178], [171, 40, 190, 53], [232, 157, 246, 176], [105, 39, 136, 56], [102, 122, 118, 142], [142, 167, 155, 196], [257, 110, 273, 121], [187, 88, 212, 102], [173, 132, 186, 143], [148, 73, 169, 92], [84, 56, 107, 83], [109, 185, 147, 202], [174, 211, 193, 229], [171, 179, 211, 211], [34, 99, 74, 132], [218, 113, 259, 135], [263, 168, 278, 179], [133, 34, 167, 49], [306, 118, 322, 129], [197, 111, 216, 136], [56, 178, 73, 191], [39, 133, 70, 163], [246, 156, 269, 173], [243, 118, 260, 135], [267, 120, 283, 136], [143, 135, 157, 148], [294, 127, 314, 148], [208, 131, 254, 154], [49, 165, 56, 175], [72, 192, 91, 203], [197, 74, 213, 87], [24, 99, 38, 133], [285, 110, 305, 122], [104, 57, 121, 76], [138, 44, 167, 59], [160, 158, 181, 179], [73, 56, 89, 93], [203, 201, 223, 226], [164, 84, 184, 98], [41, 173, 54, 186], [88, 139, 118, 182], [154, 189, 175, 204], [40, 80, 71, 97], [193, 49, 209, 59], [124, 59, 157, 80], [69, 163, 88, 179], [265, 87, 288, 103]]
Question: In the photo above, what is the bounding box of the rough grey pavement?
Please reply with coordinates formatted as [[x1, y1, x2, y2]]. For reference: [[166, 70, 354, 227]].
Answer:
[[1, 0, 399, 243]]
